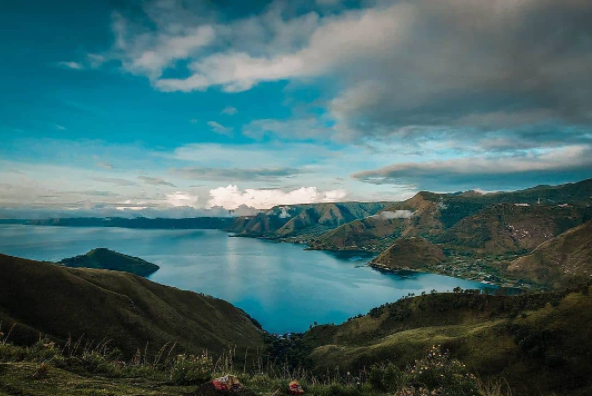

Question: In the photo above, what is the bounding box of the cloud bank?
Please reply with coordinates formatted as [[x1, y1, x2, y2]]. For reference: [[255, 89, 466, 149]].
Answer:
[[207, 185, 348, 210], [352, 145, 592, 190], [110, 0, 592, 145]]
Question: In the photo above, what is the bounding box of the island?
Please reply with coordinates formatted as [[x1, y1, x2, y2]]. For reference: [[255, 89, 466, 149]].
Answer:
[[59, 248, 160, 277]]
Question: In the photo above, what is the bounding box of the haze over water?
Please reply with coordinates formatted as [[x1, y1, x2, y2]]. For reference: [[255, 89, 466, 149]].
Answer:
[[0, 225, 495, 333]]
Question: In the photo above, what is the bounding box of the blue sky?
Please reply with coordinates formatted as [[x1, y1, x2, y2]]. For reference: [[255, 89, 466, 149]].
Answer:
[[1, 0, 591, 217]]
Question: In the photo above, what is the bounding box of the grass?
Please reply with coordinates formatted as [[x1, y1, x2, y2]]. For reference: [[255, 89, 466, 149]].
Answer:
[[0, 332, 505, 396], [302, 285, 592, 396], [0, 253, 264, 357]]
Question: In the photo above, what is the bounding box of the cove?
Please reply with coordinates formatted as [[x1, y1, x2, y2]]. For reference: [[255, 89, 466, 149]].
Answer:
[[0, 225, 496, 333]]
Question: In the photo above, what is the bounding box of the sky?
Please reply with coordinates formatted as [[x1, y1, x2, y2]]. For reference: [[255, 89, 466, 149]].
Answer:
[[1, 0, 591, 218]]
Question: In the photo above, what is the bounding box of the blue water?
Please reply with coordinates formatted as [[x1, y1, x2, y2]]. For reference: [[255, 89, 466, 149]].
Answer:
[[0, 225, 495, 333]]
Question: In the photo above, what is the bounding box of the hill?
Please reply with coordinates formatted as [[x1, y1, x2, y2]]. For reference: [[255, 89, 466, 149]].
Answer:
[[504, 220, 592, 288], [303, 285, 592, 396], [310, 178, 592, 252], [59, 248, 160, 277], [369, 237, 444, 271], [437, 204, 592, 255], [227, 202, 387, 243], [0, 253, 263, 357], [310, 191, 491, 251]]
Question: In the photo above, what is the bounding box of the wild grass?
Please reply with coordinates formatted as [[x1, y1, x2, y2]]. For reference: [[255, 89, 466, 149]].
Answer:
[[0, 326, 509, 396]]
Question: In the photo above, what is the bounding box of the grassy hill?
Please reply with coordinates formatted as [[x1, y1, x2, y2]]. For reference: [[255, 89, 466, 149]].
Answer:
[[303, 285, 592, 396], [310, 178, 592, 252], [227, 202, 387, 242], [504, 220, 592, 288], [0, 253, 263, 357], [60, 248, 160, 277], [369, 237, 444, 271], [1, 251, 591, 395], [437, 204, 592, 255]]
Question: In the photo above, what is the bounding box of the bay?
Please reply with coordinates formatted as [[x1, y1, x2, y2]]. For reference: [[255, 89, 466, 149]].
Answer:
[[0, 225, 495, 333]]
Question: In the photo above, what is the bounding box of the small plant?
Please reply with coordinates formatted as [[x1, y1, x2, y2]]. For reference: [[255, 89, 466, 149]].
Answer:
[[406, 346, 480, 396], [32, 362, 49, 379], [368, 362, 403, 392], [170, 353, 214, 385]]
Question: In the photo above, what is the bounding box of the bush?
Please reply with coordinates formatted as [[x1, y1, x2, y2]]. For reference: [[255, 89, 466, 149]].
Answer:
[[310, 383, 364, 396], [169, 353, 214, 385], [368, 363, 404, 392], [405, 346, 480, 396]]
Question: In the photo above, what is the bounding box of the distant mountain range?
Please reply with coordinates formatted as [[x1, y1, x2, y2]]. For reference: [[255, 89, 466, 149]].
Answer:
[[2, 179, 592, 395], [3, 177, 592, 289], [25, 216, 234, 229], [229, 178, 592, 288], [226, 202, 388, 242]]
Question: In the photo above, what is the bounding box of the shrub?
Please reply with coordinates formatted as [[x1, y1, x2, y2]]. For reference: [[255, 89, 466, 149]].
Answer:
[[169, 353, 214, 385], [405, 346, 480, 396], [311, 383, 364, 396], [368, 363, 404, 392], [32, 362, 49, 379]]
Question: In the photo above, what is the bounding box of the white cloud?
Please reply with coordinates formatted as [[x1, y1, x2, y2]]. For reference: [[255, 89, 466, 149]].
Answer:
[[355, 146, 592, 180], [278, 206, 291, 218], [112, 11, 215, 79], [156, 51, 306, 92], [138, 175, 176, 187], [109, 0, 592, 146], [207, 185, 348, 210], [352, 145, 592, 190], [221, 106, 238, 115], [166, 191, 199, 208], [172, 167, 302, 181], [243, 117, 333, 140], [207, 121, 233, 135], [96, 161, 114, 170], [58, 61, 83, 70], [92, 177, 138, 187], [375, 210, 415, 220], [171, 142, 336, 168], [56, 124, 67, 130]]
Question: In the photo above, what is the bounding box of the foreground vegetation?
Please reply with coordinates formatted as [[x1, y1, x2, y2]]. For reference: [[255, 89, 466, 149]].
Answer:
[[2, 252, 592, 394], [0, 329, 509, 396], [0, 253, 264, 356], [2, 283, 591, 395]]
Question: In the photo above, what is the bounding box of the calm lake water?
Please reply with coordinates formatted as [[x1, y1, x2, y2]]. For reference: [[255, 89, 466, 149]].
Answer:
[[0, 225, 495, 333]]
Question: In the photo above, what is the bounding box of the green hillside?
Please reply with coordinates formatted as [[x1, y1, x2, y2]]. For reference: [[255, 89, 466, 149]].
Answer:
[[60, 248, 160, 277], [0, 253, 263, 357], [303, 285, 592, 396], [227, 202, 387, 242], [504, 220, 592, 288], [310, 178, 592, 252], [370, 237, 444, 271], [437, 204, 592, 255], [1, 251, 592, 395]]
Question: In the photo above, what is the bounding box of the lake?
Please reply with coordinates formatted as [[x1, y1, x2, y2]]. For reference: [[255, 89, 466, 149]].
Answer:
[[0, 224, 496, 333]]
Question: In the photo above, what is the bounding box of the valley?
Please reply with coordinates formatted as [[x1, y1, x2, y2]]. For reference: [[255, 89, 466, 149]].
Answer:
[[1, 178, 592, 396]]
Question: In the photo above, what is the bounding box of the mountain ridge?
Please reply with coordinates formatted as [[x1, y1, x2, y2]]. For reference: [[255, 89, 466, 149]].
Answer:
[[0, 253, 263, 357]]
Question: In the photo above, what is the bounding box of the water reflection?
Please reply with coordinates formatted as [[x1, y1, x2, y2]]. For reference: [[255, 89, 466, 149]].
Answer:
[[0, 225, 497, 333]]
